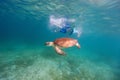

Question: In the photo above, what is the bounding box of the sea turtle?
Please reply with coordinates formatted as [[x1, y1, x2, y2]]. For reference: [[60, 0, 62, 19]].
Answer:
[[45, 38, 80, 55]]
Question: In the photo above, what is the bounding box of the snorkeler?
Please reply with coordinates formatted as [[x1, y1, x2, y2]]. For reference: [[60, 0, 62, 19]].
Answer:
[[49, 15, 81, 37], [59, 22, 74, 35]]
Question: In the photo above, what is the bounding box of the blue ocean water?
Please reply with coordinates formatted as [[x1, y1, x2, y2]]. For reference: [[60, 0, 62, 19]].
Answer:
[[0, 0, 120, 80]]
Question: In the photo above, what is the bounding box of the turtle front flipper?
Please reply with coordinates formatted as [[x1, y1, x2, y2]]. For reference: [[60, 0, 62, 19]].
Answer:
[[54, 46, 65, 55]]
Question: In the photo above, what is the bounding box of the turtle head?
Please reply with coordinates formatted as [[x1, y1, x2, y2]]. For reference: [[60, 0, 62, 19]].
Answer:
[[45, 42, 54, 46]]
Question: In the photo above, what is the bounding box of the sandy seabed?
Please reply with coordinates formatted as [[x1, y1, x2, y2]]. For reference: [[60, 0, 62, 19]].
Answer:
[[0, 45, 117, 80]]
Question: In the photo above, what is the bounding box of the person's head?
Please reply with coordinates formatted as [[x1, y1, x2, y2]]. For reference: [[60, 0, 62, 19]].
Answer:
[[67, 27, 74, 35]]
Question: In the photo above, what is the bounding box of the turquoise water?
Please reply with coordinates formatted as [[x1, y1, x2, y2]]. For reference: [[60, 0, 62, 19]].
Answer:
[[0, 0, 120, 80]]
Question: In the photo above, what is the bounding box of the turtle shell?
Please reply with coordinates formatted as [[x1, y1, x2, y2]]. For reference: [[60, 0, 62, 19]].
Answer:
[[54, 38, 77, 48]]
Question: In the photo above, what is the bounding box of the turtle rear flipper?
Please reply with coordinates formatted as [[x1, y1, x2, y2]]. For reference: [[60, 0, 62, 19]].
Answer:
[[75, 42, 80, 48], [54, 46, 65, 55]]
